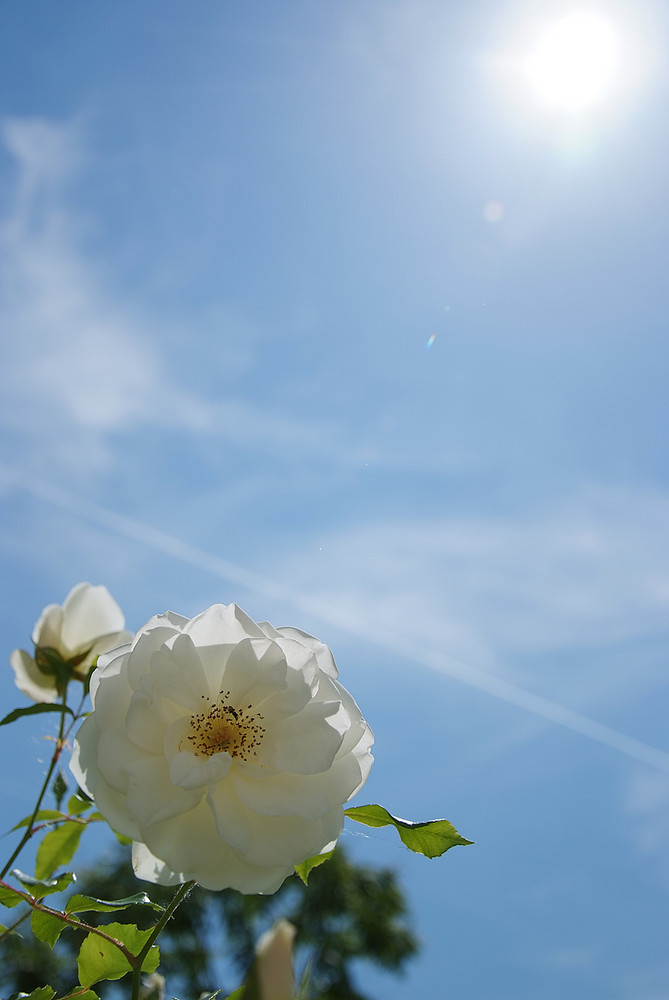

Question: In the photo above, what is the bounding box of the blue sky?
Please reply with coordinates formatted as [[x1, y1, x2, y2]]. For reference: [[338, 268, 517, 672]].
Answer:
[[1, 0, 669, 996]]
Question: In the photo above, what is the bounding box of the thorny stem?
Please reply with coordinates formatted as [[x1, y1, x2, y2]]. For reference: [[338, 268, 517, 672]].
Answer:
[[0, 906, 30, 942], [131, 881, 196, 1000], [0, 687, 72, 879], [0, 880, 138, 962]]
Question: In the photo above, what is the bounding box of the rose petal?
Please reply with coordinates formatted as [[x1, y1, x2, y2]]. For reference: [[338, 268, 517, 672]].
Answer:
[[260, 700, 345, 774], [60, 583, 126, 654], [276, 626, 339, 678], [125, 757, 202, 826], [32, 604, 64, 649], [10, 648, 58, 703]]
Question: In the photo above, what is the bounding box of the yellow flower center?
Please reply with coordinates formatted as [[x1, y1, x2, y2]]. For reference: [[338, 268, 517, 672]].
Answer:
[[186, 691, 265, 761]]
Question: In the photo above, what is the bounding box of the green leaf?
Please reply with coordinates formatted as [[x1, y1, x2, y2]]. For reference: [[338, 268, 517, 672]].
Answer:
[[224, 989, 246, 1000], [31, 908, 67, 947], [13, 870, 76, 898], [67, 795, 92, 818], [10, 810, 65, 832], [52, 771, 68, 810], [295, 849, 334, 885], [35, 822, 85, 879], [345, 804, 474, 858], [77, 922, 160, 987], [0, 704, 74, 726], [9, 987, 56, 1000], [59, 990, 99, 1000], [66, 892, 164, 915], [0, 883, 27, 908]]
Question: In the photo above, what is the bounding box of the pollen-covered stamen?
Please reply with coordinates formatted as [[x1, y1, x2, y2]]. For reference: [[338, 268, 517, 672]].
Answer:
[[186, 690, 265, 760]]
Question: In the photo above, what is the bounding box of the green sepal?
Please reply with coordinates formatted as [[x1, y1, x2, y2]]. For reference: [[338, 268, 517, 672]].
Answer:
[[0, 704, 74, 727], [10, 810, 65, 832], [295, 848, 334, 885], [52, 771, 68, 811], [35, 822, 85, 879], [345, 804, 474, 858], [34, 646, 67, 676], [31, 908, 67, 947], [13, 870, 75, 898], [77, 922, 160, 987], [66, 892, 164, 915]]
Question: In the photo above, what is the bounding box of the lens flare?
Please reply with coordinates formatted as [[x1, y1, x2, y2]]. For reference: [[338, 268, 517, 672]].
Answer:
[[525, 12, 621, 112]]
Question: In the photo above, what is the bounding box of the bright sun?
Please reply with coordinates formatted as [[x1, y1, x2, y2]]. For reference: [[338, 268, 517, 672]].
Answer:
[[524, 11, 622, 112]]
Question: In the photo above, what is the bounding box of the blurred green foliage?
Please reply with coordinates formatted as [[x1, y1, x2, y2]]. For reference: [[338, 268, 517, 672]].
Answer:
[[0, 844, 418, 1000]]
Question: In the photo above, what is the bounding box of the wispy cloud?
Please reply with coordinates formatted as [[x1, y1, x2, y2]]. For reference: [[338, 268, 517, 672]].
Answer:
[[4, 463, 669, 773], [0, 115, 396, 480], [279, 485, 669, 657], [0, 116, 217, 472]]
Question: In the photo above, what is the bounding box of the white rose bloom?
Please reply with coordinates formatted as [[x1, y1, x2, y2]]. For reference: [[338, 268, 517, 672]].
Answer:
[[70, 603, 373, 894], [10, 582, 131, 703], [255, 919, 296, 1000]]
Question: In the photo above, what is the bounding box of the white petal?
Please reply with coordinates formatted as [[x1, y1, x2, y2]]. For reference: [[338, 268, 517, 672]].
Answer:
[[84, 629, 133, 665], [89, 656, 134, 729], [71, 717, 141, 840], [60, 584, 126, 654], [241, 808, 344, 868], [91, 780, 142, 841], [207, 781, 254, 854], [169, 750, 232, 790], [32, 604, 64, 649], [89, 645, 132, 704], [125, 692, 168, 754], [261, 700, 344, 774], [96, 725, 145, 792], [184, 604, 266, 646], [70, 715, 101, 797], [232, 768, 333, 819], [255, 919, 296, 1000], [218, 637, 287, 705], [126, 619, 184, 689], [125, 756, 202, 825], [132, 841, 183, 885], [148, 636, 208, 712], [142, 796, 233, 874], [276, 626, 338, 678], [10, 648, 58, 703]]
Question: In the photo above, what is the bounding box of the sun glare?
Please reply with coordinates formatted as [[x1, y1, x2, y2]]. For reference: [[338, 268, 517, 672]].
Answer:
[[524, 11, 621, 112]]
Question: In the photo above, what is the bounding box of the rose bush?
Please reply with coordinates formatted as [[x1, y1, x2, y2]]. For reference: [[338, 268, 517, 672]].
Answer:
[[10, 582, 131, 703], [70, 603, 373, 894]]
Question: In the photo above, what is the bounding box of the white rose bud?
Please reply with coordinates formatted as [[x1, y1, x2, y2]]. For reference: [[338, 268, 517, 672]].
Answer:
[[10, 582, 131, 703], [70, 603, 373, 894], [254, 919, 296, 1000]]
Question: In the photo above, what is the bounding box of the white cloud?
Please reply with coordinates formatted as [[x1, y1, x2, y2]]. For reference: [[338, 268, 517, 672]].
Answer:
[[283, 484, 669, 659], [0, 115, 372, 478], [5, 464, 669, 771], [626, 768, 669, 859]]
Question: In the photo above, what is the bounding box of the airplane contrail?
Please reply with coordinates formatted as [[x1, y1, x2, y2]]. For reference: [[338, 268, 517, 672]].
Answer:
[[5, 463, 669, 773]]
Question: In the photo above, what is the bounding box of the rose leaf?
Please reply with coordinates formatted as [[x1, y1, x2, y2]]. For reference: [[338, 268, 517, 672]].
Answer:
[[65, 892, 164, 915], [31, 908, 67, 948], [77, 922, 160, 987], [0, 704, 74, 726], [345, 804, 474, 858], [295, 848, 335, 885], [35, 822, 85, 879]]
